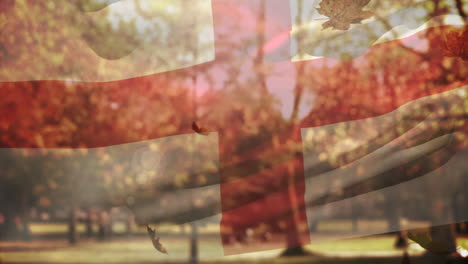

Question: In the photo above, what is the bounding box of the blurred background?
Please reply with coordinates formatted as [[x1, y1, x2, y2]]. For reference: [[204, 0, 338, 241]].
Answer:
[[1, 0, 467, 263]]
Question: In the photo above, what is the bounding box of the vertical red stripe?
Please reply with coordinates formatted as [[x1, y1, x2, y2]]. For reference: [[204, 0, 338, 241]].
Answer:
[[211, 0, 311, 254]]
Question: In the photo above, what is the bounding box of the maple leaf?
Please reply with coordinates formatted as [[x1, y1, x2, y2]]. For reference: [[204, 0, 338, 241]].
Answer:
[[441, 27, 468, 60], [192, 121, 209, 135], [317, 0, 374, 30], [146, 225, 169, 255]]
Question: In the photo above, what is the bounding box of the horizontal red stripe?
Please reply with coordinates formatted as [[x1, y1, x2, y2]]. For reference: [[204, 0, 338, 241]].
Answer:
[[0, 26, 465, 149]]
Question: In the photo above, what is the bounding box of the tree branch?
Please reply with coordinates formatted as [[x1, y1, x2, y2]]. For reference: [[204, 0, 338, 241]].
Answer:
[[455, 0, 467, 20]]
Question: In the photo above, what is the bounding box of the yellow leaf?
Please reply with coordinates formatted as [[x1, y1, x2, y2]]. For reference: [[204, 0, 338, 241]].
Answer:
[[317, 0, 374, 30]]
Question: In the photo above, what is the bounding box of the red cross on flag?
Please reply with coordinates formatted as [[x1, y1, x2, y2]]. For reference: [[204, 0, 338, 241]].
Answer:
[[1, 0, 467, 259]]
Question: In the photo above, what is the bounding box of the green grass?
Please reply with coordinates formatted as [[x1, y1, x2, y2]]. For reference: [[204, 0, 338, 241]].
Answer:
[[29, 219, 431, 236], [5, 222, 468, 263], [29, 222, 187, 235], [0, 237, 222, 263], [2, 236, 467, 264], [316, 219, 429, 233]]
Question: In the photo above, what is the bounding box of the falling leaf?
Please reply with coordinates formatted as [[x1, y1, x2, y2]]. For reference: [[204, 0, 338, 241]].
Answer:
[[317, 0, 374, 30], [441, 27, 468, 60], [192, 121, 209, 135], [146, 225, 169, 254]]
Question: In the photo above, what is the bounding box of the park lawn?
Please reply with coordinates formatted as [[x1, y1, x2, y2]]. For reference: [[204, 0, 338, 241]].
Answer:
[[6, 222, 468, 263], [2, 236, 467, 264], [29, 222, 185, 235], [0, 237, 222, 263], [29, 219, 429, 236], [30, 223, 87, 235], [315, 219, 429, 233]]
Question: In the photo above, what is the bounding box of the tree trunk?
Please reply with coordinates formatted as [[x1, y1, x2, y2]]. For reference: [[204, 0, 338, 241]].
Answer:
[[283, 163, 304, 253], [280, 148, 312, 257], [97, 210, 107, 240], [0, 211, 19, 240], [107, 210, 113, 239], [126, 215, 134, 237], [0, 184, 21, 240], [394, 231, 409, 249], [453, 188, 468, 235], [97, 223, 105, 240], [351, 200, 359, 233], [68, 206, 78, 244], [382, 59, 409, 249], [190, 223, 198, 264], [384, 183, 409, 249], [18, 187, 32, 241], [20, 213, 32, 241], [85, 210, 93, 238], [280, 0, 313, 257]]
